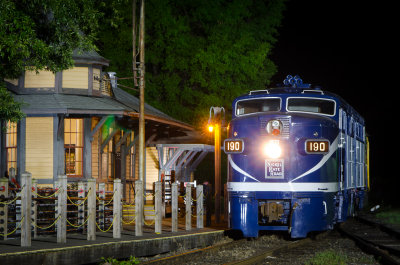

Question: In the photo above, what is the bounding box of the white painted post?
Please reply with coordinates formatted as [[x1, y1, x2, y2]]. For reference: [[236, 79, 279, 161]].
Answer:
[[196, 185, 204, 229], [77, 181, 85, 233], [57, 175, 67, 243], [155, 181, 162, 234], [171, 183, 178, 232], [31, 179, 38, 238], [98, 183, 105, 231], [87, 179, 96, 241], [185, 184, 192, 231], [0, 177, 9, 240], [20, 172, 32, 247], [113, 179, 121, 238], [54, 180, 59, 228], [135, 180, 143, 236]]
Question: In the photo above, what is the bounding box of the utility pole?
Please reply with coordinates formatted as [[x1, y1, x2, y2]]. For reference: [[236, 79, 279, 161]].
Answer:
[[138, 0, 145, 185], [132, 0, 145, 220], [208, 107, 225, 224], [132, 0, 145, 183]]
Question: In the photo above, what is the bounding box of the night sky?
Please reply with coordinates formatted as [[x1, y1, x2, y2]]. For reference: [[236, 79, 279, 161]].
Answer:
[[270, 1, 396, 205]]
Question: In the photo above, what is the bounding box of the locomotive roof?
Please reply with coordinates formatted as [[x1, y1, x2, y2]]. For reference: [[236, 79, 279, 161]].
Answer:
[[234, 87, 364, 124]]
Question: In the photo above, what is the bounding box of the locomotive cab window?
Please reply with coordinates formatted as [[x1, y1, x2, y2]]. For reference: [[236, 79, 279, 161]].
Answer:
[[287, 98, 336, 116], [236, 98, 281, 116]]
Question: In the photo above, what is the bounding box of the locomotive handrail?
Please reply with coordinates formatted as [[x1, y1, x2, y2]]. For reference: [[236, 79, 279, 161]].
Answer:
[[249, 90, 269, 95], [301, 89, 324, 95]]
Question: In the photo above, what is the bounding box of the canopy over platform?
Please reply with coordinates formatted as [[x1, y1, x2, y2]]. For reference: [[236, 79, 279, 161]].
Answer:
[[157, 144, 214, 183]]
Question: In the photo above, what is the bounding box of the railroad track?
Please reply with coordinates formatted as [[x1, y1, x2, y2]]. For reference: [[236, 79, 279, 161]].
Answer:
[[338, 216, 400, 265], [140, 233, 322, 265], [140, 217, 393, 265]]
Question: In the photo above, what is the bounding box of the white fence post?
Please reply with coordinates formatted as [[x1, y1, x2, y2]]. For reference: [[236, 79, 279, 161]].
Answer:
[[185, 184, 192, 231], [196, 185, 203, 229], [57, 175, 67, 243], [135, 180, 143, 236], [98, 183, 105, 231], [77, 181, 85, 233], [171, 183, 178, 232], [87, 179, 96, 241], [31, 179, 38, 238], [113, 179, 121, 238], [0, 177, 9, 240], [155, 181, 162, 234], [20, 172, 32, 247]]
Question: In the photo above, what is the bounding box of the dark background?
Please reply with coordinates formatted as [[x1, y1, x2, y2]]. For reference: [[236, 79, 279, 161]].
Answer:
[[270, 1, 396, 206]]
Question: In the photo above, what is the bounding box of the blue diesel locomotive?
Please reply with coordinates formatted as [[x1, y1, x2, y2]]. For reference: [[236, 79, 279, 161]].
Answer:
[[224, 75, 369, 238]]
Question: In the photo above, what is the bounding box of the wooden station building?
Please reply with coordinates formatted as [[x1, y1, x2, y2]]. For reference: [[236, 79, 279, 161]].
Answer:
[[1, 50, 210, 200]]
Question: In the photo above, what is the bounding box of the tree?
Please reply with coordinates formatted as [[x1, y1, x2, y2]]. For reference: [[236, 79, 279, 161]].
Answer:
[[0, 0, 101, 123], [97, 0, 286, 127]]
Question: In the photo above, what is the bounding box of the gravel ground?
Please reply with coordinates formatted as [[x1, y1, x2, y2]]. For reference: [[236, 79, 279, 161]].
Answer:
[[263, 230, 380, 265], [136, 213, 394, 264], [138, 230, 381, 265]]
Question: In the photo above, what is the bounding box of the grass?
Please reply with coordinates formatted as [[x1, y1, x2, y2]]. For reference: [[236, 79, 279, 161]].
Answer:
[[305, 249, 347, 265], [375, 208, 400, 225], [100, 256, 140, 265]]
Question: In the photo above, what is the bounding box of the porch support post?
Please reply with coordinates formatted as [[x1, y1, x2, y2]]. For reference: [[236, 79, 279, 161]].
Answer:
[[155, 181, 162, 234], [20, 172, 32, 247], [83, 118, 92, 178], [87, 179, 96, 241], [113, 179, 122, 238], [57, 175, 67, 243], [185, 184, 192, 231], [171, 183, 178, 232], [135, 180, 143, 236], [197, 185, 204, 228]]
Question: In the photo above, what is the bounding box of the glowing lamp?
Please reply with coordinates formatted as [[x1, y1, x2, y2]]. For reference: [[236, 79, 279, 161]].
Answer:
[[272, 129, 281, 136], [263, 140, 282, 159], [208, 125, 214, 133]]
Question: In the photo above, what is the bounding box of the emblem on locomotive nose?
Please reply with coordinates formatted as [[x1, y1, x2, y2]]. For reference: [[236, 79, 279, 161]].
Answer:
[[266, 119, 283, 136], [313, 132, 319, 137]]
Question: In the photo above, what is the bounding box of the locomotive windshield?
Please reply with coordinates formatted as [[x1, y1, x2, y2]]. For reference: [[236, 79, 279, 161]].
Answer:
[[236, 98, 281, 116], [287, 97, 335, 116]]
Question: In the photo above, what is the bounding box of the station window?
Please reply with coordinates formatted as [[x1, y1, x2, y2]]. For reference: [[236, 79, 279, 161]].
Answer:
[[64, 119, 84, 177], [6, 121, 17, 173]]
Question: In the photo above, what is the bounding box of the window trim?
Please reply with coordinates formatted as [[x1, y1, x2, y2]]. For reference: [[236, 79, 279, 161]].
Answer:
[[5, 121, 17, 173], [235, 97, 282, 117], [286, 97, 336, 117], [64, 118, 84, 177]]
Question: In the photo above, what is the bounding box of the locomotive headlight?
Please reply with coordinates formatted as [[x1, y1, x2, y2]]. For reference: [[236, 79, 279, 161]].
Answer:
[[262, 140, 282, 158], [266, 119, 283, 136]]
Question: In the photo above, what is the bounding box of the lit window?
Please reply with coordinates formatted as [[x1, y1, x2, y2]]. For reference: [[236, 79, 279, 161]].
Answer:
[[64, 119, 84, 177], [6, 121, 17, 173]]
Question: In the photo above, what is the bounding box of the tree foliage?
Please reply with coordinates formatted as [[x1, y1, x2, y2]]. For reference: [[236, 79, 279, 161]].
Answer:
[[0, 0, 101, 122], [97, 0, 286, 126]]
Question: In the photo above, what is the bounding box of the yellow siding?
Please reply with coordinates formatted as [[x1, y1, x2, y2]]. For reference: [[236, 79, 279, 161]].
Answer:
[[91, 118, 99, 179], [93, 68, 101, 91], [146, 147, 159, 191], [25, 117, 53, 180], [24, 70, 55, 88], [62, 67, 88, 89]]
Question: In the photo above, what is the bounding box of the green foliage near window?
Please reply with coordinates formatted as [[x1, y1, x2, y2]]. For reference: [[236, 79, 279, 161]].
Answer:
[[97, 0, 286, 126], [0, 0, 100, 124], [0, 83, 24, 125]]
